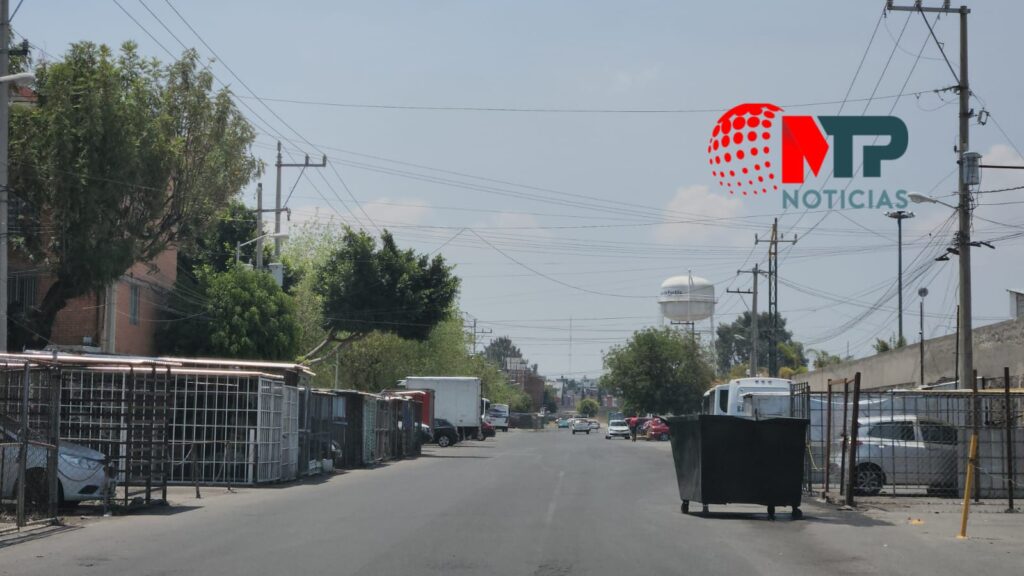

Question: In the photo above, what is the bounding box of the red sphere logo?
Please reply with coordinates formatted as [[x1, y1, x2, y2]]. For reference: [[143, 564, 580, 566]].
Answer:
[[708, 103, 781, 197]]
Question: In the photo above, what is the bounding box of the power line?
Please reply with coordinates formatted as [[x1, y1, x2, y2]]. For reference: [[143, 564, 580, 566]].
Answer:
[[161, 0, 380, 233], [236, 89, 943, 115]]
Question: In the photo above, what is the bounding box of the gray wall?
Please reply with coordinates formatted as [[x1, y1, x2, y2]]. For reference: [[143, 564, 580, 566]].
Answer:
[[800, 316, 1024, 391]]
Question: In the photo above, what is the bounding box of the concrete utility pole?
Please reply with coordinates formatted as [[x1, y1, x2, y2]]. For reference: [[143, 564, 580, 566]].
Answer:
[[886, 209, 915, 343], [887, 0, 974, 399], [275, 141, 326, 258], [0, 0, 10, 352], [728, 264, 759, 376]]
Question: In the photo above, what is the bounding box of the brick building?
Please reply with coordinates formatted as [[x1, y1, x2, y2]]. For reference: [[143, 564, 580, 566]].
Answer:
[[9, 248, 177, 355]]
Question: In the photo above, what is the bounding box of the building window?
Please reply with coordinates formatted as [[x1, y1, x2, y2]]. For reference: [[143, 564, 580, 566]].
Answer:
[[7, 274, 37, 315], [130, 284, 140, 325]]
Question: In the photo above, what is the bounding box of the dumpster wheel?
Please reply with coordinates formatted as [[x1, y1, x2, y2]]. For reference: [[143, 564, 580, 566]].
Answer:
[[681, 500, 689, 514], [791, 506, 803, 520], [767, 505, 775, 520]]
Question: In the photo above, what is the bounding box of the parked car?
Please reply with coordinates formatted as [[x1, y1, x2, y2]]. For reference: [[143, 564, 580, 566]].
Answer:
[[605, 419, 630, 439], [571, 418, 591, 435], [418, 423, 432, 444], [556, 417, 570, 429], [644, 417, 670, 441], [481, 419, 496, 439], [587, 419, 600, 430], [830, 415, 958, 495], [1, 415, 115, 506], [432, 418, 461, 448]]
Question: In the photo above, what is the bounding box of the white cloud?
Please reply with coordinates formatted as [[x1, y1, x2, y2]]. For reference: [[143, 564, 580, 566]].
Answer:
[[653, 184, 745, 244]]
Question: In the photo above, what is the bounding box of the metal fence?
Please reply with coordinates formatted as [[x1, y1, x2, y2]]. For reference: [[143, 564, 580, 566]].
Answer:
[[0, 362, 61, 533], [59, 365, 170, 508], [167, 370, 299, 485], [793, 370, 1023, 505]]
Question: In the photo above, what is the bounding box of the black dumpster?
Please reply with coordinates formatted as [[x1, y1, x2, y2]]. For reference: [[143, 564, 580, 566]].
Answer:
[[667, 415, 809, 519]]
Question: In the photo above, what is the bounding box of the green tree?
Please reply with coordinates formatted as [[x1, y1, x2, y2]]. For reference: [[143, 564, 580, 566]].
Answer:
[[543, 385, 560, 415], [483, 336, 522, 367], [715, 312, 806, 376], [603, 327, 714, 415], [873, 334, 907, 354], [8, 43, 259, 344], [156, 265, 299, 360], [306, 229, 459, 365], [181, 199, 262, 274], [577, 398, 600, 417], [810, 349, 844, 370]]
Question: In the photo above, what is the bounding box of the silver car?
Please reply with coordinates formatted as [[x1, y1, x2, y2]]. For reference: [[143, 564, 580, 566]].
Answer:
[[1, 419, 115, 506], [831, 415, 957, 495]]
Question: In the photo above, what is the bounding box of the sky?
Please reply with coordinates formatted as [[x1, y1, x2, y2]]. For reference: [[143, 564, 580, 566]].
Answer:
[[16, 1, 1024, 379]]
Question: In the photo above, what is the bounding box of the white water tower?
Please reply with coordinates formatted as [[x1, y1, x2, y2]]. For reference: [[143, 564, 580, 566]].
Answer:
[[658, 272, 716, 341]]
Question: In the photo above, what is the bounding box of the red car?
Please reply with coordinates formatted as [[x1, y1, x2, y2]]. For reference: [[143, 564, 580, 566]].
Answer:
[[644, 417, 670, 441], [481, 419, 496, 439]]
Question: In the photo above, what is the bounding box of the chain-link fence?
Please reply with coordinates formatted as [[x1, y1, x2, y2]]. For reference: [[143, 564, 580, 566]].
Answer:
[[793, 370, 1023, 506], [0, 362, 61, 533]]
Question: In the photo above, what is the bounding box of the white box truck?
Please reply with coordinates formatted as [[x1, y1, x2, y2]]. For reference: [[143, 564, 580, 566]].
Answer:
[[401, 377, 483, 440]]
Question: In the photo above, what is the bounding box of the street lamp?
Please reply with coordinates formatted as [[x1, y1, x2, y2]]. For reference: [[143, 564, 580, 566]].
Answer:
[[236, 232, 288, 264], [918, 287, 928, 388], [908, 192, 957, 209], [886, 209, 915, 344]]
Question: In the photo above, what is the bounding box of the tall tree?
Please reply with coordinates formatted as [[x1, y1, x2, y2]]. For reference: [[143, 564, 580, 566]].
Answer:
[[483, 336, 522, 368], [603, 327, 714, 415], [577, 398, 599, 417], [8, 43, 259, 344], [156, 264, 299, 361], [715, 311, 806, 376], [306, 229, 459, 365]]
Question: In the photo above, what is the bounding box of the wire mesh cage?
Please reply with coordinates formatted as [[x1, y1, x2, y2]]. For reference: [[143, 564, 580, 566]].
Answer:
[[0, 362, 61, 531]]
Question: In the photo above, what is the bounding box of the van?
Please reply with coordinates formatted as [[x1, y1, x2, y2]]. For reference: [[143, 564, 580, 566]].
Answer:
[[702, 377, 793, 416], [487, 403, 510, 432]]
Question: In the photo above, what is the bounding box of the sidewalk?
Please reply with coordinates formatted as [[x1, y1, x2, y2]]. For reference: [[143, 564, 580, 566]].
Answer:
[[817, 493, 1024, 546]]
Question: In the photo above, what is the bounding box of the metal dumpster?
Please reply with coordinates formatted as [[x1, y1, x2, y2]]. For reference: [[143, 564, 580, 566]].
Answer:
[[667, 415, 809, 519]]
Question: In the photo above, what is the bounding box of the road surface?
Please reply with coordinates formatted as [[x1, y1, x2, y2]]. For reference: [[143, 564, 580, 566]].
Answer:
[[0, 428, 1020, 575]]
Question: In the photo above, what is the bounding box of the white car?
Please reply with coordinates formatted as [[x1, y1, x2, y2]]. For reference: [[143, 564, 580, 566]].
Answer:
[[570, 418, 591, 435], [1, 417, 116, 506], [830, 414, 957, 495], [605, 420, 630, 439]]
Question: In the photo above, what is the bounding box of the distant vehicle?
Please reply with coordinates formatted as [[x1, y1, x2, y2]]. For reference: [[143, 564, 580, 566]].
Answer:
[[644, 417, 670, 441], [556, 417, 570, 429], [587, 419, 600, 430], [830, 415, 958, 495], [432, 418, 461, 448], [606, 419, 630, 439], [402, 377, 483, 440], [481, 419, 496, 439], [702, 377, 793, 416], [487, 403, 510, 432], [571, 419, 591, 435], [1, 416, 115, 506]]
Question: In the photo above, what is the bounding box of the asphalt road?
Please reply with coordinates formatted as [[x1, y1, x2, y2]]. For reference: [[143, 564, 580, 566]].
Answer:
[[0, 428, 1021, 575]]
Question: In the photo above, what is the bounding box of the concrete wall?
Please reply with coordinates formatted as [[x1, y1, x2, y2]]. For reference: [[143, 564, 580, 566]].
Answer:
[[801, 316, 1024, 391]]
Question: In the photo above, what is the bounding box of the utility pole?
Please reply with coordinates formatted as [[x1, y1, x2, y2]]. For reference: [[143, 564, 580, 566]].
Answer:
[[728, 264, 759, 376], [919, 287, 929, 387], [886, 210, 915, 343], [463, 317, 492, 356], [255, 183, 263, 270], [0, 0, 10, 352], [756, 218, 796, 376], [887, 0, 973, 411], [275, 141, 326, 258]]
